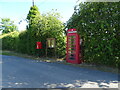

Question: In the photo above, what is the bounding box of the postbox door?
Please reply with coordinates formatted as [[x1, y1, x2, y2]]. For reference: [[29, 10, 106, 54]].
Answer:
[[36, 42, 42, 49]]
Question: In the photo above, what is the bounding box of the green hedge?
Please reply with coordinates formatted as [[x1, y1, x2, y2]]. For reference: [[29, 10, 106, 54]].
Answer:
[[67, 2, 120, 68], [1, 12, 66, 58], [1, 30, 66, 58], [1, 31, 19, 51]]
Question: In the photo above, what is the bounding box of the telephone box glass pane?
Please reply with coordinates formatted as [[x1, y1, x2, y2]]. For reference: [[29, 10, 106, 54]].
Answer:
[[68, 35, 76, 60]]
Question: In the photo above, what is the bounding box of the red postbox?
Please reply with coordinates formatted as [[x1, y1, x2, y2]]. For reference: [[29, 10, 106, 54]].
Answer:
[[66, 28, 82, 64], [36, 42, 42, 49]]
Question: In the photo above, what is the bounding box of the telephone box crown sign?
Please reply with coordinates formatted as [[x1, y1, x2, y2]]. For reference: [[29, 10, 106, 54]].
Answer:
[[67, 28, 77, 33]]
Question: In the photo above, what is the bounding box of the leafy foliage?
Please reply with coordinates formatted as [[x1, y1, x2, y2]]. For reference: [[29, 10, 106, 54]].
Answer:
[[25, 9, 66, 57], [66, 2, 120, 68], [1, 6, 66, 58], [27, 5, 40, 20], [1, 31, 19, 51], [0, 18, 18, 34]]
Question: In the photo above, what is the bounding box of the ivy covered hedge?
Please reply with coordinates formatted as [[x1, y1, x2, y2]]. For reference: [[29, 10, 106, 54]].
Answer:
[[67, 2, 119, 68]]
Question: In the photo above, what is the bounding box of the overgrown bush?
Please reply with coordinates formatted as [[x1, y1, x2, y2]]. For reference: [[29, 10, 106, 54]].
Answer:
[[1, 5, 66, 58], [66, 2, 120, 68], [25, 11, 66, 57]]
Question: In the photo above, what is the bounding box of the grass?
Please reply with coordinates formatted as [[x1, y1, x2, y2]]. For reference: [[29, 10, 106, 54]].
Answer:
[[0, 50, 39, 60], [0, 50, 65, 62], [1, 50, 119, 74]]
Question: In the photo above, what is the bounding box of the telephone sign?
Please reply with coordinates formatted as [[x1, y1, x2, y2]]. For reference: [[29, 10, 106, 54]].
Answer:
[[66, 28, 82, 64]]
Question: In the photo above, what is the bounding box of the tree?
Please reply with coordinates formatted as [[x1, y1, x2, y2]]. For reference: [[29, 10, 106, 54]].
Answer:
[[27, 5, 40, 20], [37, 11, 66, 57], [23, 5, 66, 57], [25, 5, 42, 55], [27, 5, 41, 28], [0, 18, 18, 34]]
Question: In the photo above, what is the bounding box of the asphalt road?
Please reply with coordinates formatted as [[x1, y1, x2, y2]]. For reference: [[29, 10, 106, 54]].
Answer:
[[1, 55, 119, 88]]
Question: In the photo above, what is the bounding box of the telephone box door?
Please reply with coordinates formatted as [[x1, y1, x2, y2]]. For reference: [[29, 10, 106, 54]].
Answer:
[[66, 29, 81, 64]]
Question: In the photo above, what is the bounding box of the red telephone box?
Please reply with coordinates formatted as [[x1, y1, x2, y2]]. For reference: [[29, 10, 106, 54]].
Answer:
[[66, 28, 82, 64], [36, 42, 42, 49]]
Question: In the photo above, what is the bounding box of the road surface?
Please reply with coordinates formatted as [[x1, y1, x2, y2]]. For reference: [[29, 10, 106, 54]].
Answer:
[[1, 55, 119, 88]]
